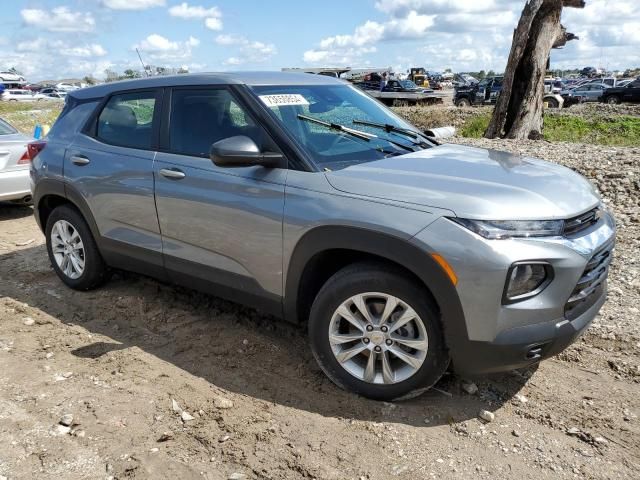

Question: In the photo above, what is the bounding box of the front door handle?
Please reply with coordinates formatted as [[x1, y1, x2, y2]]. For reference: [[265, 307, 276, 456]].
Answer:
[[159, 168, 186, 180], [70, 155, 90, 166]]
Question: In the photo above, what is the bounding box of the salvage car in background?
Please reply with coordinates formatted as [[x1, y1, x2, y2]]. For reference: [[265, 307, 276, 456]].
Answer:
[[0, 71, 25, 83], [0, 118, 34, 204], [382, 79, 425, 93], [601, 78, 640, 104], [562, 83, 607, 102], [1, 89, 37, 102], [455, 76, 564, 108], [39, 88, 67, 99]]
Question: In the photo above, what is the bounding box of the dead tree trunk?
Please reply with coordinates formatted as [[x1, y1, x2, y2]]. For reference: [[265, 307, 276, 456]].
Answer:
[[485, 0, 585, 140]]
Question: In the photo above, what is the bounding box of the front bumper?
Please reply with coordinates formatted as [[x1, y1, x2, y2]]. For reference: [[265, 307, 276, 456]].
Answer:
[[412, 210, 615, 375], [0, 168, 30, 202], [451, 284, 606, 374]]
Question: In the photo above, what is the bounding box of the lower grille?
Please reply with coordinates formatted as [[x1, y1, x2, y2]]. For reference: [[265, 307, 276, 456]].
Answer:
[[564, 240, 614, 321]]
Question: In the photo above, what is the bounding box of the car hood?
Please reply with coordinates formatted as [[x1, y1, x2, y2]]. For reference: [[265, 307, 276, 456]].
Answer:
[[325, 144, 599, 220]]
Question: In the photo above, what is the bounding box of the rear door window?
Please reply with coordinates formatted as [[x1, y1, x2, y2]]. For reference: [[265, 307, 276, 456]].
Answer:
[[96, 91, 157, 150]]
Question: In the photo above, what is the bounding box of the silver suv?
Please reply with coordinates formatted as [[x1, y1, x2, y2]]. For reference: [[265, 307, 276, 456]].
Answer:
[[30, 73, 615, 400]]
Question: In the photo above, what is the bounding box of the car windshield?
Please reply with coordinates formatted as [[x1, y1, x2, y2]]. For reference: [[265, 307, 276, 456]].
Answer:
[[400, 80, 418, 89], [0, 118, 18, 135], [251, 84, 433, 171]]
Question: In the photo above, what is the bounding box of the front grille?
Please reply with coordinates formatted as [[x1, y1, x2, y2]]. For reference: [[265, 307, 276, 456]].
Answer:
[[563, 207, 600, 237], [564, 240, 614, 321]]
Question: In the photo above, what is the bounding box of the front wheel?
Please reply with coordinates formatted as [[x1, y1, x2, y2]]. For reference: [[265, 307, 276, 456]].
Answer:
[[606, 95, 620, 105], [455, 98, 471, 107], [308, 262, 450, 401]]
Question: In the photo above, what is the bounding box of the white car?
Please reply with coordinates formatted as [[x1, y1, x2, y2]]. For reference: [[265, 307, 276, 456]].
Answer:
[[55, 83, 78, 92], [0, 71, 25, 82], [32, 92, 64, 102], [1, 89, 36, 102], [39, 88, 67, 98], [0, 117, 34, 204]]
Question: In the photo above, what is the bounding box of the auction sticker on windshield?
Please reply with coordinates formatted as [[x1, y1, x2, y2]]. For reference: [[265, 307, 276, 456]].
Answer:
[[259, 94, 309, 107]]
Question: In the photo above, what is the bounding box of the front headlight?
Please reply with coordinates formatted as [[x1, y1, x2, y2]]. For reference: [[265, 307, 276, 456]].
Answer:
[[450, 218, 564, 239]]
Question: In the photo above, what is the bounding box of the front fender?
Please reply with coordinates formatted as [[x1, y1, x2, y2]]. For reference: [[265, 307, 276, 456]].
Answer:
[[283, 225, 468, 350]]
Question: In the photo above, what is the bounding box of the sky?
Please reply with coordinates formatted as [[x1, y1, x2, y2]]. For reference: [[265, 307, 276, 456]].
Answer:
[[0, 0, 638, 82]]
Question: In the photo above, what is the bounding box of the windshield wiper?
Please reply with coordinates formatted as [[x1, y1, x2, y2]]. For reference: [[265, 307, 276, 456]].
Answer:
[[353, 119, 419, 138], [352, 119, 432, 147], [298, 114, 372, 141], [297, 114, 413, 154]]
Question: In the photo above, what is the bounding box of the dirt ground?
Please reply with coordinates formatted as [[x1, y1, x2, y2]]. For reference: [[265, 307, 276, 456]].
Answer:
[[0, 140, 639, 480]]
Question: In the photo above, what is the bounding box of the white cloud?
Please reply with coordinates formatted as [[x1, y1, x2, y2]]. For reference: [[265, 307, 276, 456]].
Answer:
[[169, 2, 220, 18], [305, 0, 640, 72], [214, 34, 245, 46], [134, 34, 200, 61], [21, 7, 95, 33], [169, 2, 223, 30], [16, 38, 107, 58], [205, 17, 223, 31], [103, 0, 165, 10], [305, 11, 434, 66], [215, 34, 276, 66]]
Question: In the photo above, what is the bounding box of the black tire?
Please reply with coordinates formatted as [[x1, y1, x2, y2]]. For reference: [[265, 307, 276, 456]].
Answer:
[[545, 98, 559, 109], [308, 262, 450, 401], [455, 97, 471, 107], [605, 95, 620, 105], [45, 204, 110, 290]]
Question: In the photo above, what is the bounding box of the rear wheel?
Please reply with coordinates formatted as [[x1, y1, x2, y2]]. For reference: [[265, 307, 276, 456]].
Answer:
[[309, 262, 449, 401], [455, 97, 471, 107], [606, 95, 620, 105], [45, 205, 110, 290]]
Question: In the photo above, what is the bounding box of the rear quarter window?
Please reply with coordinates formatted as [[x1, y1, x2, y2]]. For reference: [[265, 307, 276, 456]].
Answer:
[[96, 91, 157, 150], [48, 100, 100, 142]]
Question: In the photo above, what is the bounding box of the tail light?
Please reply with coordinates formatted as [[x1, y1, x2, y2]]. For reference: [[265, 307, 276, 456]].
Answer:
[[21, 140, 47, 164], [17, 151, 31, 165]]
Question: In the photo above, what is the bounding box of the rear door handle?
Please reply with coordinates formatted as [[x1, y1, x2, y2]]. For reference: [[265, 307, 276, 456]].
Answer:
[[70, 155, 90, 166], [159, 168, 186, 180]]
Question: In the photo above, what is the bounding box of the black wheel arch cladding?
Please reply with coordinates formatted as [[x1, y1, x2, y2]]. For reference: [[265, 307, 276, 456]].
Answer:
[[284, 225, 469, 349]]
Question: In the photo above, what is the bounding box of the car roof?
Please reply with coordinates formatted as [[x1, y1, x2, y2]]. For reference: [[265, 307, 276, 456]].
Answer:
[[70, 71, 344, 100]]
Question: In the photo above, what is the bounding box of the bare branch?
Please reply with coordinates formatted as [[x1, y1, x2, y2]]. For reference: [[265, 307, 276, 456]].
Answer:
[[563, 0, 585, 8]]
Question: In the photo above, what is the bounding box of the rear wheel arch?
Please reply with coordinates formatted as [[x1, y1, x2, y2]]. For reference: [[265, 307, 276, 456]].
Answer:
[[284, 226, 468, 344], [35, 182, 101, 244]]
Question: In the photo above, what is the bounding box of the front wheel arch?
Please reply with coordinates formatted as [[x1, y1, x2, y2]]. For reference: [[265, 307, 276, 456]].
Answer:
[[284, 226, 468, 347]]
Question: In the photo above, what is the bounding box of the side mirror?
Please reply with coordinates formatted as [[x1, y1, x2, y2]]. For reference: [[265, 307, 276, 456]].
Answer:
[[210, 136, 284, 168]]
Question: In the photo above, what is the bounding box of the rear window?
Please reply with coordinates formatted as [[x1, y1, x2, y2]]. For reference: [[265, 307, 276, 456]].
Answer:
[[96, 91, 157, 150], [0, 118, 18, 135]]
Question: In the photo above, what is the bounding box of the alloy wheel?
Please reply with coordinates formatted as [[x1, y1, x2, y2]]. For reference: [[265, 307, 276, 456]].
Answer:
[[50, 219, 85, 280], [328, 292, 429, 385]]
